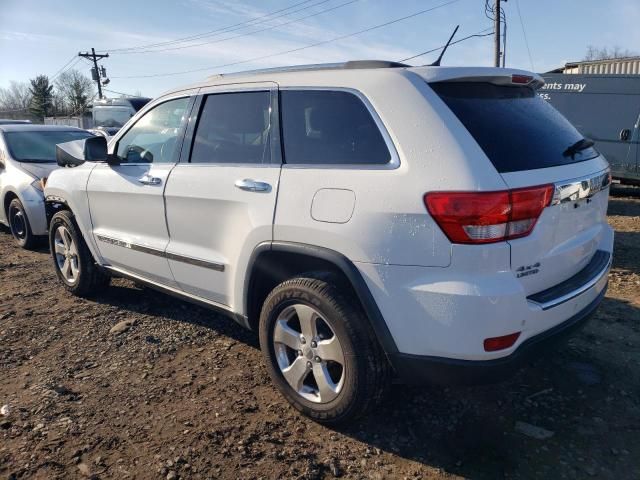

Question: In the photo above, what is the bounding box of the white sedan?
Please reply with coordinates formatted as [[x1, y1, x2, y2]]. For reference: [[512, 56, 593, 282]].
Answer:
[[0, 124, 93, 248]]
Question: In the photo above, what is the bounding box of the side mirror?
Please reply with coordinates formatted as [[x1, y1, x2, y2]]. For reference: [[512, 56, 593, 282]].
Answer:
[[56, 136, 116, 167], [620, 128, 631, 142], [84, 135, 108, 161]]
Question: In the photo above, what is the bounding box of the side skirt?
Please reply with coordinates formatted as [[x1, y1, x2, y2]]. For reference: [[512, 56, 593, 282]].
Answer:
[[101, 265, 250, 329]]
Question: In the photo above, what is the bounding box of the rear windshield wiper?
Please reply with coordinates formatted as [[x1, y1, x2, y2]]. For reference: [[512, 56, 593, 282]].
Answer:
[[563, 138, 595, 159]]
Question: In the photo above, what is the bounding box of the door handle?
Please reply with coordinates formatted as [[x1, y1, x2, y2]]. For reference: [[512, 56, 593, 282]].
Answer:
[[234, 179, 271, 192], [138, 174, 162, 186], [620, 128, 631, 141]]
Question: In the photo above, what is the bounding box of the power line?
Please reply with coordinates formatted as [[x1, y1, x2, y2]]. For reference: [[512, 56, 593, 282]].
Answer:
[[50, 54, 80, 81], [515, 0, 534, 71], [107, 0, 321, 53], [112, 0, 463, 79], [104, 88, 138, 97], [399, 28, 494, 63], [116, 0, 360, 55]]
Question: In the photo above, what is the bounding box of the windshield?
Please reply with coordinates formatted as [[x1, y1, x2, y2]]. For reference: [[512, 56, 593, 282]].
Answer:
[[430, 82, 599, 173], [93, 107, 133, 128], [4, 130, 93, 163]]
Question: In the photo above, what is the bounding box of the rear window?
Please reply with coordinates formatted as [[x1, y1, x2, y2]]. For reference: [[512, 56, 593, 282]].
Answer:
[[4, 130, 93, 163], [280, 90, 391, 165], [430, 82, 599, 173]]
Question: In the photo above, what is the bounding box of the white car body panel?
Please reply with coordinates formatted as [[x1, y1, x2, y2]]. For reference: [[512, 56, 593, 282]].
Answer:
[[43, 63, 614, 368], [87, 162, 178, 287], [164, 163, 281, 309]]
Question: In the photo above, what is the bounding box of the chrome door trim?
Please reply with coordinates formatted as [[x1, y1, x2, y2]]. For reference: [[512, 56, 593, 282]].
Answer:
[[551, 168, 611, 205], [96, 234, 225, 271], [165, 251, 224, 271]]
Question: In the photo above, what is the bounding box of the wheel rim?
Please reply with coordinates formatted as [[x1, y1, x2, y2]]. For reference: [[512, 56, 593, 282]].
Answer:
[[53, 226, 79, 284], [273, 303, 346, 404], [9, 205, 26, 240]]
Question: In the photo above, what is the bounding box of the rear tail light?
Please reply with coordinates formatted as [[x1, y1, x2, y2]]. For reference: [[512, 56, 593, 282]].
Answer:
[[424, 184, 553, 244], [511, 74, 533, 84], [484, 332, 521, 352]]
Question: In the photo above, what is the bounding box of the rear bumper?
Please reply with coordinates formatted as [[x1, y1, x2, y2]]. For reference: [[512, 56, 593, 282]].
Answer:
[[389, 285, 606, 385]]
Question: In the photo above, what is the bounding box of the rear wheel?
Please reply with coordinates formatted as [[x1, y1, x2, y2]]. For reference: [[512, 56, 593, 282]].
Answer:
[[49, 210, 110, 296], [8, 198, 36, 249], [259, 274, 390, 423]]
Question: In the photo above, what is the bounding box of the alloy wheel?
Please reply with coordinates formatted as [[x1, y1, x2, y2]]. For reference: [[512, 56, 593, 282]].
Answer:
[[53, 226, 79, 284], [273, 303, 346, 403]]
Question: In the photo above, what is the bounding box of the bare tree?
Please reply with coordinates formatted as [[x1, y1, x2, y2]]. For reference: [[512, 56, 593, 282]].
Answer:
[[584, 45, 637, 61], [55, 69, 95, 115], [0, 81, 32, 113]]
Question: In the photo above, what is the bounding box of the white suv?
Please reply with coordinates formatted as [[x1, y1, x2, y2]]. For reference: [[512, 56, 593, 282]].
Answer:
[[44, 61, 613, 423]]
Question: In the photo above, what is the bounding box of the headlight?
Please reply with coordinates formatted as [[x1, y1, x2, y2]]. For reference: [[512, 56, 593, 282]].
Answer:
[[31, 177, 47, 192]]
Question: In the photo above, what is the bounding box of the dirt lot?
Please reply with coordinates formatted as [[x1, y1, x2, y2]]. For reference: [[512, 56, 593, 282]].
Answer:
[[0, 187, 639, 480]]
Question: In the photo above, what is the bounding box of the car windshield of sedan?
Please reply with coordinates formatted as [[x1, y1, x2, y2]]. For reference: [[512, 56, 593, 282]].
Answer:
[[4, 130, 93, 163]]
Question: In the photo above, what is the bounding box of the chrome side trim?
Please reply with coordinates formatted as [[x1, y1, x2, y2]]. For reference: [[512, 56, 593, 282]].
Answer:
[[528, 254, 612, 311], [165, 251, 225, 271], [96, 234, 225, 271], [551, 168, 611, 205]]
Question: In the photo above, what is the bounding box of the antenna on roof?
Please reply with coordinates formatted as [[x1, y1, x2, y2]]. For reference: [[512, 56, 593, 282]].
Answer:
[[429, 25, 460, 67]]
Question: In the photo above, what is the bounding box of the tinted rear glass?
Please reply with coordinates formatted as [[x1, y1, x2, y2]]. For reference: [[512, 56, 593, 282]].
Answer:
[[280, 90, 391, 165], [430, 82, 599, 173], [190, 91, 271, 164], [4, 130, 93, 162]]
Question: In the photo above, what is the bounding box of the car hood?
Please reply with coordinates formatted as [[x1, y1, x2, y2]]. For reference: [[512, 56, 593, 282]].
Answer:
[[16, 162, 60, 179]]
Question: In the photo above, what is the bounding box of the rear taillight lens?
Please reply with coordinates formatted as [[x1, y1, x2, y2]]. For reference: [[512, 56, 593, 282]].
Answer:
[[424, 184, 553, 244], [511, 74, 533, 84]]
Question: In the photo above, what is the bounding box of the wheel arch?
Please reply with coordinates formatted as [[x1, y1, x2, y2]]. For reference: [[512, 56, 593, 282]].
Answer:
[[244, 241, 398, 355], [44, 194, 72, 228], [2, 189, 21, 221], [45, 194, 104, 267]]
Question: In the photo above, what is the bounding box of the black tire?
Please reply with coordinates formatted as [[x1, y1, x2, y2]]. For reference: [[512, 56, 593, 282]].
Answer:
[[49, 210, 110, 297], [8, 198, 36, 249], [259, 274, 390, 424]]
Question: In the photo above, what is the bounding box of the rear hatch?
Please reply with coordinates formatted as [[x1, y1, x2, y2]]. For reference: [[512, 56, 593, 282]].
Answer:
[[422, 68, 610, 295]]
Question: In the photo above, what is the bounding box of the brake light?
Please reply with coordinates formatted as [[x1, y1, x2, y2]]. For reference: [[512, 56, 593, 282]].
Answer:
[[424, 184, 553, 244], [511, 74, 533, 84], [484, 332, 521, 352]]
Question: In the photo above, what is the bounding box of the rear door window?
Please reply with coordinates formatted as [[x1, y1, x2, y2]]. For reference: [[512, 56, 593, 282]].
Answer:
[[280, 90, 391, 165], [430, 82, 599, 173], [190, 91, 271, 164]]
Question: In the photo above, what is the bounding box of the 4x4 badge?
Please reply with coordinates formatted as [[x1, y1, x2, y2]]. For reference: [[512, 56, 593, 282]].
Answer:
[[516, 262, 541, 278]]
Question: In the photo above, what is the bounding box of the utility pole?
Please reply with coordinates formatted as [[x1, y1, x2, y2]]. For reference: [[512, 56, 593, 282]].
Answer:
[[78, 48, 109, 99], [493, 0, 501, 67]]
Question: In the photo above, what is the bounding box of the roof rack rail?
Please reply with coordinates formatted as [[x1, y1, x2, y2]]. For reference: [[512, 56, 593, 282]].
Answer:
[[207, 60, 410, 80]]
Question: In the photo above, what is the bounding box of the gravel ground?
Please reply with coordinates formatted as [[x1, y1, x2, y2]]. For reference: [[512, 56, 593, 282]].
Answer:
[[0, 187, 639, 480]]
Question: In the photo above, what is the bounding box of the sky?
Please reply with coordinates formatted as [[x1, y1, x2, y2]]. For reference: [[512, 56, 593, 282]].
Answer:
[[1, 0, 639, 98]]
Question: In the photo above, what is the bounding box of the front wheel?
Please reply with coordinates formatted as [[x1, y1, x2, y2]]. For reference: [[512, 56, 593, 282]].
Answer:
[[259, 274, 390, 424], [8, 198, 36, 249], [49, 210, 110, 297]]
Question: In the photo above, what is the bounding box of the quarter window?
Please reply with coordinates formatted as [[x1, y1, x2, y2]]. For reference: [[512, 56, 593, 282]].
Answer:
[[280, 90, 391, 165], [115, 97, 190, 164], [190, 91, 271, 164]]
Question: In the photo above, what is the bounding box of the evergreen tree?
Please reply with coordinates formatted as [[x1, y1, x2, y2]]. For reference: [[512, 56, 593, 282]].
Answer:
[[28, 75, 54, 120]]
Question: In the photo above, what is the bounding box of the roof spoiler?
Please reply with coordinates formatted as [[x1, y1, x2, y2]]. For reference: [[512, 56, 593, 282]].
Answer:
[[412, 67, 545, 89]]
